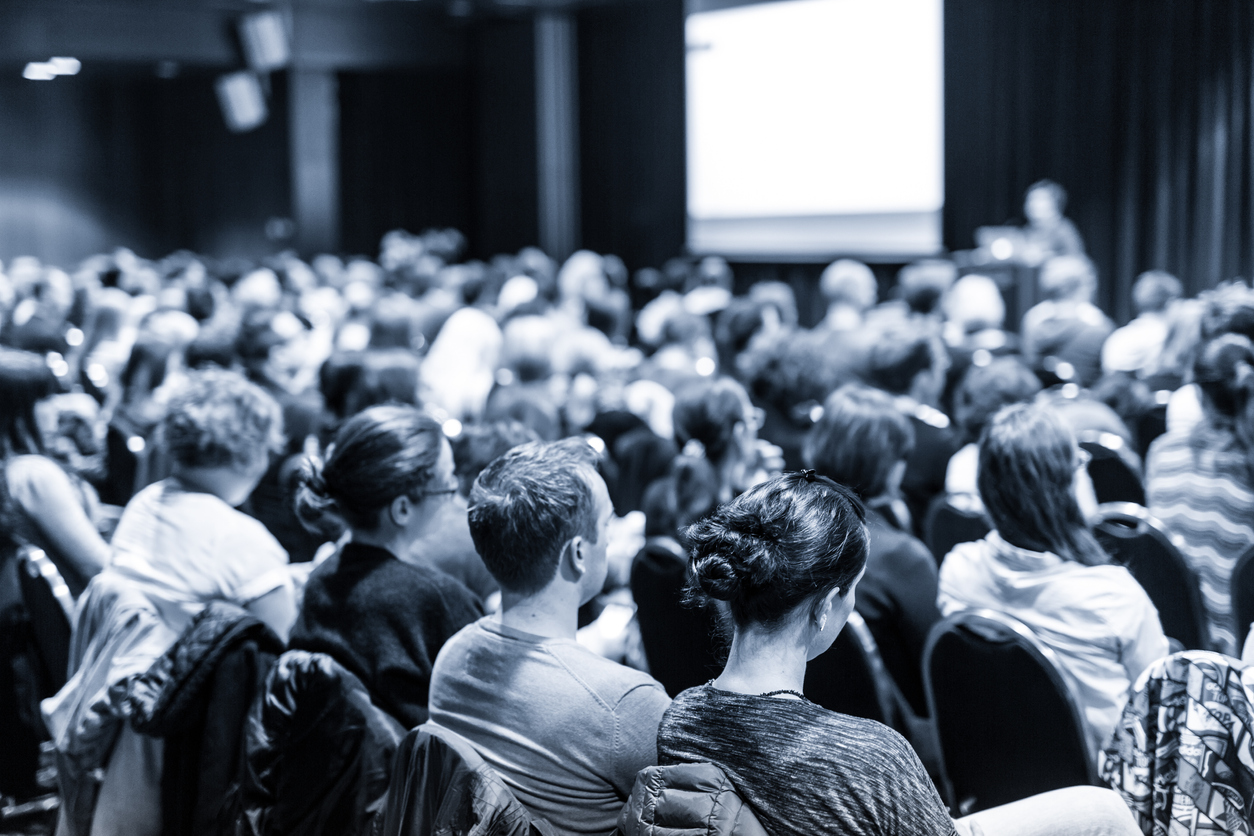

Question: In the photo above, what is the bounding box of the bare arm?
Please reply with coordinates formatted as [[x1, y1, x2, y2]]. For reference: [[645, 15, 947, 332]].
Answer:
[[8, 455, 109, 580], [245, 584, 297, 642]]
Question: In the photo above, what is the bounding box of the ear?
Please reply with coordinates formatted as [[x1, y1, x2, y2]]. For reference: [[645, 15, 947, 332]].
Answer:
[[811, 586, 840, 624], [561, 535, 587, 578], [388, 494, 412, 527]]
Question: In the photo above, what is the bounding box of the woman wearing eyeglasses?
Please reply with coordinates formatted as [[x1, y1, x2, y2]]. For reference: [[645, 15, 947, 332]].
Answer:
[[291, 404, 484, 728], [938, 402, 1168, 758]]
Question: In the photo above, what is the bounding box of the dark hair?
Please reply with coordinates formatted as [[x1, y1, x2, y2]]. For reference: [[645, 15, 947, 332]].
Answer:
[[160, 368, 284, 469], [977, 403, 1108, 566], [672, 377, 749, 465], [297, 404, 445, 532], [953, 357, 1042, 442], [319, 351, 420, 422], [685, 472, 868, 630], [0, 348, 60, 457], [1192, 333, 1254, 472], [804, 384, 914, 500], [1027, 178, 1067, 211], [866, 325, 942, 396], [451, 420, 541, 499], [467, 437, 604, 594], [897, 259, 957, 316], [642, 454, 721, 538]]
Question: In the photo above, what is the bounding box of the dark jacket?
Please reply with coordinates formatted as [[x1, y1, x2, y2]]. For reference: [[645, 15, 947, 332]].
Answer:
[[127, 601, 286, 836], [228, 650, 406, 836], [617, 762, 768, 836], [380, 723, 556, 836]]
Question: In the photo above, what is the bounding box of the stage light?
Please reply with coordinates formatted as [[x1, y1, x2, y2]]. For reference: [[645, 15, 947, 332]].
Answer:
[[22, 63, 56, 81], [48, 57, 81, 76]]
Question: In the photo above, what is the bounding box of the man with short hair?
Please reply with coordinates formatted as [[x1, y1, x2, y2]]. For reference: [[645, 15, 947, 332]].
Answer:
[[428, 438, 671, 836]]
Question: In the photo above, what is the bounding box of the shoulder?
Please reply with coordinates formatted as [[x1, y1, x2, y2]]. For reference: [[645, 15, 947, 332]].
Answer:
[[6, 454, 76, 506], [550, 640, 669, 709]]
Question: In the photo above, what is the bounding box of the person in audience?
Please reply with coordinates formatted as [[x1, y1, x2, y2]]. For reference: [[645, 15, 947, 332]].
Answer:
[[670, 376, 780, 504], [633, 447, 725, 696], [1101, 270, 1182, 377], [804, 384, 940, 720], [939, 402, 1169, 756], [1021, 179, 1086, 264], [1021, 254, 1114, 386], [945, 357, 1042, 513], [428, 438, 671, 836], [108, 367, 295, 638], [291, 404, 485, 727], [940, 273, 1020, 413], [654, 470, 1139, 836], [818, 258, 877, 331], [0, 347, 108, 593], [1146, 333, 1254, 654], [864, 323, 959, 534]]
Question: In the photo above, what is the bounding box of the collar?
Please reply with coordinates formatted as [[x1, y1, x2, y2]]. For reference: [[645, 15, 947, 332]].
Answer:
[[986, 531, 1065, 571]]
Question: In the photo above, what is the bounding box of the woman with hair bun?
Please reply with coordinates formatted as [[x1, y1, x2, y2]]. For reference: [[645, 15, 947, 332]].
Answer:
[[289, 403, 483, 728], [940, 402, 1168, 758], [643, 471, 1139, 836], [1147, 332, 1254, 654]]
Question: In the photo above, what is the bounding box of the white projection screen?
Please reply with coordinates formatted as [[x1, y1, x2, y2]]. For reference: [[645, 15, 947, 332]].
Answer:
[[686, 0, 944, 259]]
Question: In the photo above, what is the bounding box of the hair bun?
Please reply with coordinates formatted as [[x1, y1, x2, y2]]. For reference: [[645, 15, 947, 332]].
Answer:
[[692, 554, 740, 600]]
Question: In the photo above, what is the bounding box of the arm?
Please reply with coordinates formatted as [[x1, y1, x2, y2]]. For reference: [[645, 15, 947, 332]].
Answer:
[[245, 584, 297, 643], [7, 455, 109, 580], [611, 683, 672, 796]]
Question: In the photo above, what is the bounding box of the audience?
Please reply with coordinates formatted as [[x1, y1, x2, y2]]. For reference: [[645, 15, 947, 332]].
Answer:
[[939, 403, 1169, 757], [0, 218, 1236, 836], [428, 438, 671, 835], [290, 404, 485, 728]]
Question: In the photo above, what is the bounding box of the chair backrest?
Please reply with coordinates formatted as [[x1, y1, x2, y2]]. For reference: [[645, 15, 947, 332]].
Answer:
[[924, 494, 991, 566], [1078, 431, 1146, 506], [1133, 401, 1169, 462], [804, 611, 900, 729], [1230, 545, 1254, 650], [924, 609, 1097, 814], [1091, 502, 1206, 649], [16, 545, 74, 692]]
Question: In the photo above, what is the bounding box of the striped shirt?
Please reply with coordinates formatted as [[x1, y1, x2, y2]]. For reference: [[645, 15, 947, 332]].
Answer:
[[1146, 428, 1254, 655]]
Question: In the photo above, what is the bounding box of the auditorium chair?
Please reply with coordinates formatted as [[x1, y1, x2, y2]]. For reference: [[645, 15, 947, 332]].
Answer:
[[924, 494, 991, 566], [805, 611, 900, 730], [924, 610, 1097, 814], [1231, 545, 1254, 652], [1092, 503, 1206, 650], [1077, 430, 1145, 506]]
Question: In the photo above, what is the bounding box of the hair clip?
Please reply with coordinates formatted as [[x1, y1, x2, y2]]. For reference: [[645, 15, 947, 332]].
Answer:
[[802, 469, 817, 482]]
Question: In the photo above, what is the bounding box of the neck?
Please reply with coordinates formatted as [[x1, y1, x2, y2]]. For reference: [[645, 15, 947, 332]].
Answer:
[[714, 622, 810, 696], [498, 584, 580, 640], [349, 527, 409, 557]]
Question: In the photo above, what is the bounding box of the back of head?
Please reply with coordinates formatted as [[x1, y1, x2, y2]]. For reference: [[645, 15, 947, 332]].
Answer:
[[0, 347, 60, 456], [953, 357, 1041, 442], [804, 384, 914, 500], [897, 259, 957, 316], [467, 437, 602, 595], [865, 324, 941, 396], [685, 472, 868, 630], [642, 453, 721, 538], [1131, 270, 1182, 315], [977, 402, 1107, 566], [160, 367, 283, 471], [1193, 334, 1254, 464], [944, 274, 1005, 333], [819, 259, 877, 310], [1200, 282, 1254, 343], [296, 404, 445, 534], [672, 377, 750, 466], [1039, 255, 1097, 303], [451, 420, 542, 499]]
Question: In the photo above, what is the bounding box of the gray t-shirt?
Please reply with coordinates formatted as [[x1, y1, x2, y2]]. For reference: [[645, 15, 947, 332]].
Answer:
[[428, 616, 672, 836]]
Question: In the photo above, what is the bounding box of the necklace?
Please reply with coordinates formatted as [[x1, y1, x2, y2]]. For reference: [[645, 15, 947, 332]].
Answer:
[[758, 689, 810, 702]]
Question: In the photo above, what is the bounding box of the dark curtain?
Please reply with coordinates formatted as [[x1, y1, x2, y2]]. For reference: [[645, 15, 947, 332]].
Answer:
[[946, 0, 1254, 322]]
